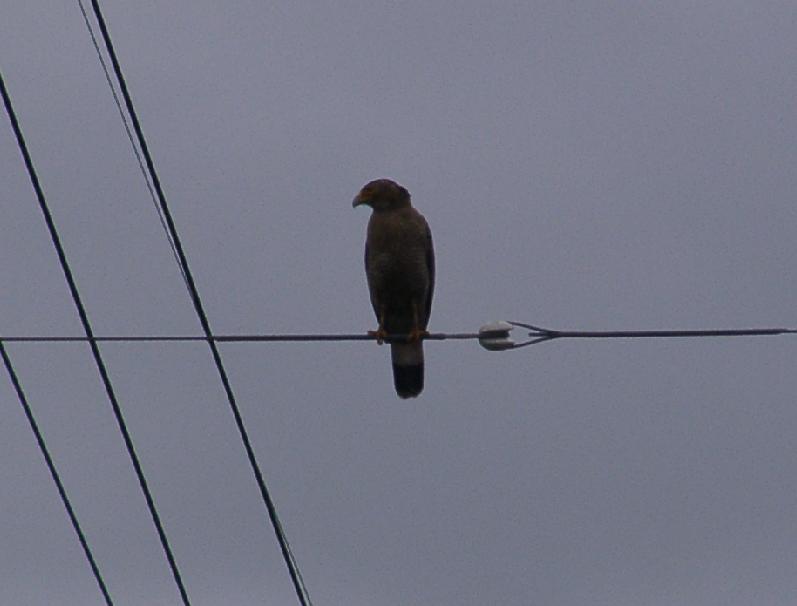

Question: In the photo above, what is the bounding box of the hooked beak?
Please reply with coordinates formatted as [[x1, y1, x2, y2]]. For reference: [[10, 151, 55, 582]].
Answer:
[[352, 192, 368, 208]]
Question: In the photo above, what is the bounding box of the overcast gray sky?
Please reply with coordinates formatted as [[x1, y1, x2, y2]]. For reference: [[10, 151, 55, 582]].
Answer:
[[2, 2, 797, 605]]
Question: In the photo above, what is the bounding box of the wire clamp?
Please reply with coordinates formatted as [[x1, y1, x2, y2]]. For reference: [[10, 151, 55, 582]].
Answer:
[[478, 321, 515, 351]]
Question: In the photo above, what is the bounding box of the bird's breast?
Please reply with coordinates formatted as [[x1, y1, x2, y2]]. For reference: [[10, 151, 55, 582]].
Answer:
[[365, 211, 430, 293]]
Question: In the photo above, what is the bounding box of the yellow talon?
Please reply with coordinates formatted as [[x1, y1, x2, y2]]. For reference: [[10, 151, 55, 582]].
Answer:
[[368, 328, 388, 345], [407, 328, 429, 343]]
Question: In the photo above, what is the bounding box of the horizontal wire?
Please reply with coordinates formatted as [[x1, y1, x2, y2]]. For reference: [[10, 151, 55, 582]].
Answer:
[[2, 326, 794, 347], [509, 322, 797, 349], [508, 322, 797, 348], [0, 332, 481, 344], [550, 329, 797, 337], [509, 322, 797, 338]]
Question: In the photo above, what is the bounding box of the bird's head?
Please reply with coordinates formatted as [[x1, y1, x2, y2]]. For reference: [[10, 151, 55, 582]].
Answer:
[[352, 179, 411, 212]]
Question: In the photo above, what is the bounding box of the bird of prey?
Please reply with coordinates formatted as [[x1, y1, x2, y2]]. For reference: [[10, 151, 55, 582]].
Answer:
[[353, 179, 435, 398]]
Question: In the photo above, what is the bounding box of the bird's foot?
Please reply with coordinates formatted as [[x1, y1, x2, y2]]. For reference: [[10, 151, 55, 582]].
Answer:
[[368, 328, 388, 345], [407, 328, 429, 343]]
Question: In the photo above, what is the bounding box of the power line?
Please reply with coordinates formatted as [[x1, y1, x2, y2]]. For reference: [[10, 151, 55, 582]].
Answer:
[[0, 69, 192, 606], [0, 324, 793, 347], [506, 321, 797, 348], [0, 341, 114, 606], [85, 2, 313, 604], [0, 332, 481, 343], [75, 0, 189, 290]]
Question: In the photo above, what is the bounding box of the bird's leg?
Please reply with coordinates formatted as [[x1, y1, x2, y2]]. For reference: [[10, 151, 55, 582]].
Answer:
[[368, 306, 388, 345], [407, 301, 429, 343]]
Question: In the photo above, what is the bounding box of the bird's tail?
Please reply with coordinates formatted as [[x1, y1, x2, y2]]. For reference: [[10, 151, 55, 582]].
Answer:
[[391, 342, 424, 398]]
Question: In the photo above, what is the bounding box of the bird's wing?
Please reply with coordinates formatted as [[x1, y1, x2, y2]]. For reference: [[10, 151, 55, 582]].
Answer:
[[364, 239, 379, 318], [423, 221, 435, 326]]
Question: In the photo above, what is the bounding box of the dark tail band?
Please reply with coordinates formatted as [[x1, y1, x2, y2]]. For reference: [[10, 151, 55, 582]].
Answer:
[[392, 364, 423, 398]]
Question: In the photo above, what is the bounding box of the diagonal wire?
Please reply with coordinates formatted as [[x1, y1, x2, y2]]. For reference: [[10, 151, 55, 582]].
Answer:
[[0, 69, 192, 606], [75, 0, 189, 290], [0, 342, 114, 606], [86, 1, 312, 603]]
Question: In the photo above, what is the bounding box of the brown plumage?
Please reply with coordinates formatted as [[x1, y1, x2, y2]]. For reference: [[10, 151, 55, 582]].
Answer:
[[353, 179, 435, 398]]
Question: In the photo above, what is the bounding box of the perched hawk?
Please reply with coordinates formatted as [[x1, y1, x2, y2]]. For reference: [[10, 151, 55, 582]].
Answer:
[[353, 179, 435, 398]]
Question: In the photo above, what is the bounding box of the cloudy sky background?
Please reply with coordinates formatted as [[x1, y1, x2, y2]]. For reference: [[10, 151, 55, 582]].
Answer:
[[2, 2, 796, 604]]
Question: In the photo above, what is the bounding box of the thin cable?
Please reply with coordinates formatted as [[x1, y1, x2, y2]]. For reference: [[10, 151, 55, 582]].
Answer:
[[1, 326, 794, 345], [87, 2, 312, 603], [0, 342, 114, 606], [0, 332, 482, 343], [507, 321, 797, 348], [0, 69, 192, 606], [75, 0, 189, 288]]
